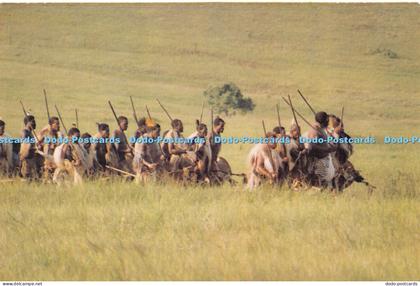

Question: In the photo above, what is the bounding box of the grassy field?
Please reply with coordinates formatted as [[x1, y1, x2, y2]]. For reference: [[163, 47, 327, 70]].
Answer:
[[0, 3, 419, 280]]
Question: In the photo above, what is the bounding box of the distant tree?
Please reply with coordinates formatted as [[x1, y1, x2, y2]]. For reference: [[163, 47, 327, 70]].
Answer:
[[203, 83, 255, 116]]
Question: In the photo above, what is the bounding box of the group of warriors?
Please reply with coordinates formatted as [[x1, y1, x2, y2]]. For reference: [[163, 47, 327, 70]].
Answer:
[[0, 94, 374, 192], [0, 101, 232, 187]]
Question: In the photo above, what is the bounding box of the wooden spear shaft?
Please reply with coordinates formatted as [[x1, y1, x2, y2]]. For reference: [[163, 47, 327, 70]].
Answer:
[[54, 105, 68, 135], [297, 89, 316, 116], [43, 89, 51, 122], [155, 98, 173, 122]]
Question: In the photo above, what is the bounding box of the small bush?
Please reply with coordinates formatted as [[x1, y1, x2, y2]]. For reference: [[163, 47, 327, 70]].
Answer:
[[203, 83, 255, 116]]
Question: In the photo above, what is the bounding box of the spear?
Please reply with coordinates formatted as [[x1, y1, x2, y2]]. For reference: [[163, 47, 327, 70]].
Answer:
[[145, 105, 152, 120], [129, 96, 139, 125], [43, 89, 51, 122], [276, 104, 282, 128], [54, 105, 68, 135], [155, 98, 173, 122], [19, 100, 28, 116], [340, 106, 344, 127], [262, 119, 276, 182], [199, 101, 204, 123], [210, 108, 214, 144], [282, 96, 323, 137], [276, 104, 286, 156], [105, 165, 136, 178], [75, 108, 79, 128], [262, 119, 267, 136], [288, 94, 300, 134], [297, 89, 316, 116]]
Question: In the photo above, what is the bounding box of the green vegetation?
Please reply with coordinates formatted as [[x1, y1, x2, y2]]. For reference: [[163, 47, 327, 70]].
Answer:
[[203, 82, 255, 115], [0, 181, 418, 280]]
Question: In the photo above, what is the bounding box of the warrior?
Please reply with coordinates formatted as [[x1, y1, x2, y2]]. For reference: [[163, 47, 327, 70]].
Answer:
[[132, 117, 147, 147], [112, 116, 133, 172], [80, 132, 96, 176], [247, 131, 281, 189], [38, 116, 63, 181], [272, 125, 288, 183], [161, 119, 188, 173], [19, 115, 41, 179], [149, 123, 163, 164], [285, 121, 308, 188], [53, 127, 88, 184], [305, 111, 337, 189], [208, 116, 225, 170], [328, 114, 364, 191], [0, 120, 14, 176], [187, 120, 212, 181], [133, 122, 161, 184], [91, 123, 118, 172]]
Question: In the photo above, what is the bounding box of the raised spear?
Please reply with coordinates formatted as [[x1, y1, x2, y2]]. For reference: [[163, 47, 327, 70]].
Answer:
[[276, 104, 282, 128], [288, 94, 300, 134], [282, 96, 323, 137], [43, 89, 51, 122], [199, 101, 204, 124], [75, 108, 79, 128], [19, 100, 28, 116], [129, 96, 139, 125], [297, 89, 316, 116], [54, 105, 68, 135], [155, 98, 173, 122], [145, 105, 152, 120]]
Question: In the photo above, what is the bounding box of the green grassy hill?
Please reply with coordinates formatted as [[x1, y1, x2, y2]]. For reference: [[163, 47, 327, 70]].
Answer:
[[0, 4, 419, 280], [1, 4, 419, 173]]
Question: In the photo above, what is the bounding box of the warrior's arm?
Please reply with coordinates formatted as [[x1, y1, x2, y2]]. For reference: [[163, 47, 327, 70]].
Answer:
[[19, 130, 30, 160], [168, 142, 186, 155], [136, 143, 156, 168], [36, 127, 50, 147], [306, 128, 336, 154], [112, 130, 121, 152]]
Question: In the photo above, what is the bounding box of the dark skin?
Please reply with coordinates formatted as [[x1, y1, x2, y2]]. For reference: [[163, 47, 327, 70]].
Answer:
[[175, 122, 184, 133], [197, 127, 208, 138], [19, 119, 37, 161], [274, 131, 288, 163], [100, 128, 110, 139], [50, 120, 60, 133], [119, 119, 128, 132], [168, 122, 186, 155], [290, 127, 300, 140], [307, 119, 337, 154], [0, 125, 4, 136], [93, 128, 110, 156], [142, 129, 160, 170], [26, 119, 36, 131], [61, 131, 81, 161], [83, 141, 91, 151], [213, 122, 224, 134], [115, 119, 132, 155], [24, 119, 38, 147]]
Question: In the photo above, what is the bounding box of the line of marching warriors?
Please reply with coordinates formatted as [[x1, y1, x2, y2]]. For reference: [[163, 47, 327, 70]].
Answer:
[[0, 110, 233, 186], [0, 103, 372, 191]]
